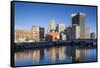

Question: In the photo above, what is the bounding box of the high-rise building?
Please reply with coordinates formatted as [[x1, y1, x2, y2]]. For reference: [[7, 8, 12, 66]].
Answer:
[[72, 12, 85, 39], [85, 27, 90, 39], [65, 26, 72, 40], [72, 24, 80, 39], [49, 18, 56, 32], [90, 32, 96, 39], [56, 24, 65, 33]]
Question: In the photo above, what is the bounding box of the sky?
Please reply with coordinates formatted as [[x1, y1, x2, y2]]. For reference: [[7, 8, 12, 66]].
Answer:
[[14, 2, 97, 33]]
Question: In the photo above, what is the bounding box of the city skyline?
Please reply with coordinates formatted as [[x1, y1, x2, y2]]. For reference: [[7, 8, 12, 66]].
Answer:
[[13, 2, 97, 67], [15, 2, 97, 33]]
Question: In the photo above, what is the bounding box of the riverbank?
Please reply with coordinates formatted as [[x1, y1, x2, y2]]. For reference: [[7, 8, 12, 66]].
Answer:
[[15, 39, 97, 51]]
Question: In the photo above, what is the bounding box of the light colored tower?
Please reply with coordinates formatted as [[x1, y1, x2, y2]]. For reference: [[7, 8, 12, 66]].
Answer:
[[49, 18, 56, 32], [72, 24, 80, 39], [72, 12, 86, 39], [56, 24, 65, 33]]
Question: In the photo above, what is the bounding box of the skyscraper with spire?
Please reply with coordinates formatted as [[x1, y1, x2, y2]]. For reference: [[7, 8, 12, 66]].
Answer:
[[49, 18, 56, 32]]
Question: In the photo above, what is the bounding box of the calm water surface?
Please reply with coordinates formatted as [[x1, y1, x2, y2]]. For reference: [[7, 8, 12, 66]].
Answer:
[[15, 45, 97, 66]]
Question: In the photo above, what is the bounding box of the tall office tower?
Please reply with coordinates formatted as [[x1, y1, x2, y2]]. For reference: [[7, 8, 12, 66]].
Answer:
[[85, 27, 90, 39], [90, 32, 96, 39], [72, 12, 86, 39], [49, 18, 56, 32], [56, 24, 65, 33], [72, 24, 80, 39]]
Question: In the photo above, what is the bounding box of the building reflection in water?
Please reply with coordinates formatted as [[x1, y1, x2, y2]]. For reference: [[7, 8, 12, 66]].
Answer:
[[49, 47, 58, 63], [40, 48, 45, 61], [15, 49, 41, 65], [58, 46, 66, 61], [74, 48, 91, 62], [15, 50, 33, 61], [32, 49, 40, 64], [15, 45, 96, 66]]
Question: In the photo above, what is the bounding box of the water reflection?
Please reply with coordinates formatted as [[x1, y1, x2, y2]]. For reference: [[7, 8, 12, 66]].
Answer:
[[58, 46, 66, 61], [15, 45, 96, 66]]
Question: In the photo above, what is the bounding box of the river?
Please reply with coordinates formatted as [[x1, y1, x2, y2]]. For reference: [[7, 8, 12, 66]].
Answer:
[[15, 45, 97, 67]]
